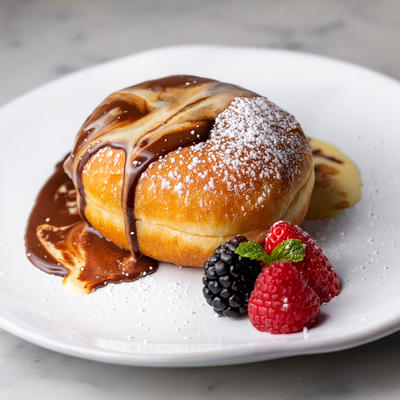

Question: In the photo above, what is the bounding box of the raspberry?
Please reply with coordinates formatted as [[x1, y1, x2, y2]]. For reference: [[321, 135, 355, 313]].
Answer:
[[264, 221, 340, 303], [248, 262, 320, 334], [202, 236, 261, 317]]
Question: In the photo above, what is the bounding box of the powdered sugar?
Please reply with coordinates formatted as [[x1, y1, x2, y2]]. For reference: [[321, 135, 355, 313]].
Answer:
[[142, 96, 309, 213], [205, 95, 304, 181]]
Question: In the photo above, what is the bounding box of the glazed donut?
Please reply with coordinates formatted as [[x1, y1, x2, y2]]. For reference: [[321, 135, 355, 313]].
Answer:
[[64, 75, 314, 267]]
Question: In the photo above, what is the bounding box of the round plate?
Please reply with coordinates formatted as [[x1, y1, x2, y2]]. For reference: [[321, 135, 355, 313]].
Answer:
[[1, 45, 399, 367]]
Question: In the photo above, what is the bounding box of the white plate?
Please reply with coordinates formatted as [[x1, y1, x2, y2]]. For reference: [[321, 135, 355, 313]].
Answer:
[[1, 45, 400, 367]]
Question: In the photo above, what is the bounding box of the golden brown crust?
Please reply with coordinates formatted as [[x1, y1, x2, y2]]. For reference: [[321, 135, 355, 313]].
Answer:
[[136, 168, 314, 266], [81, 148, 314, 267], [81, 135, 313, 267]]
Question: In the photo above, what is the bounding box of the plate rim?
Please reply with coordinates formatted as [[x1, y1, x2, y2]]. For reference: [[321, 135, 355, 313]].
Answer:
[[1, 307, 400, 367]]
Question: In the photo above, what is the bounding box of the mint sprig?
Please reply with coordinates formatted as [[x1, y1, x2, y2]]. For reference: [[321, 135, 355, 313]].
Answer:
[[234, 238, 306, 266], [270, 239, 306, 263], [233, 241, 272, 264]]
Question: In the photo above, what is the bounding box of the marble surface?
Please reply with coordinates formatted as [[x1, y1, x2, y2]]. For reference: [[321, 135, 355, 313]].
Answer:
[[1, 0, 400, 398]]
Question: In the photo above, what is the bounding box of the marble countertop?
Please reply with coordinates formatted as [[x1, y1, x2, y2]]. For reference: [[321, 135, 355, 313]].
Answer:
[[1, 0, 400, 398]]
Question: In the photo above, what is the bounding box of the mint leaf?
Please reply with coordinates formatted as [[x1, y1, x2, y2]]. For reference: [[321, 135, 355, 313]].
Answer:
[[234, 239, 306, 266], [234, 241, 271, 264], [270, 239, 306, 263]]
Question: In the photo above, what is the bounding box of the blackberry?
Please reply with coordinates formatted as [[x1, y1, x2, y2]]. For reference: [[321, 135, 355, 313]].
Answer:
[[202, 236, 261, 317]]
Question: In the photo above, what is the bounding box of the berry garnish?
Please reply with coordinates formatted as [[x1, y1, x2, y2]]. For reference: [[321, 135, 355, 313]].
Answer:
[[202, 236, 307, 318], [248, 262, 320, 334], [264, 221, 341, 303], [202, 236, 261, 317]]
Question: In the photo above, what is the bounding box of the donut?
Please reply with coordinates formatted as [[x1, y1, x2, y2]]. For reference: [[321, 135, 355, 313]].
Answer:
[[64, 75, 314, 267]]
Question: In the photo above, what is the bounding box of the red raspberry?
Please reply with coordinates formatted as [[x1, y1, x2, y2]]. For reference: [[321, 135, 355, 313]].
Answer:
[[265, 221, 340, 303], [248, 262, 320, 334]]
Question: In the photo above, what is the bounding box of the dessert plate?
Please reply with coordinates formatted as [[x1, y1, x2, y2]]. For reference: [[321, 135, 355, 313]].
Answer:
[[1, 45, 400, 367]]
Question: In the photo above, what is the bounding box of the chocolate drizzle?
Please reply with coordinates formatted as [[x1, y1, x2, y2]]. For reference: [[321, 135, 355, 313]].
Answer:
[[312, 148, 344, 164], [26, 75, 257, 291], [64, 75, 256, 258], [122, 122, 215, 254]]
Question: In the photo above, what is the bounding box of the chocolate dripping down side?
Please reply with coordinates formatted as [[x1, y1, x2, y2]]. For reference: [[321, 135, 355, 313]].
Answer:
[[63, 75, 258, 260]]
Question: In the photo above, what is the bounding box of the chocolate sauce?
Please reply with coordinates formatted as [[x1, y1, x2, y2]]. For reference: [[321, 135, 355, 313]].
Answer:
[[26, 75, 257, 291], [123, 122, 216, 254], [64, 75, 256, 258], [25, 159, 78, 276], [25, 159, 157, 292], [136, 75, 211, 90]]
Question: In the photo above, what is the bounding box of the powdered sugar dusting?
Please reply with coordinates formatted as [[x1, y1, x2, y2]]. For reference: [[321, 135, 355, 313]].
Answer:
[[142, 96, 309, 214], [204, 96, 305, 182]]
